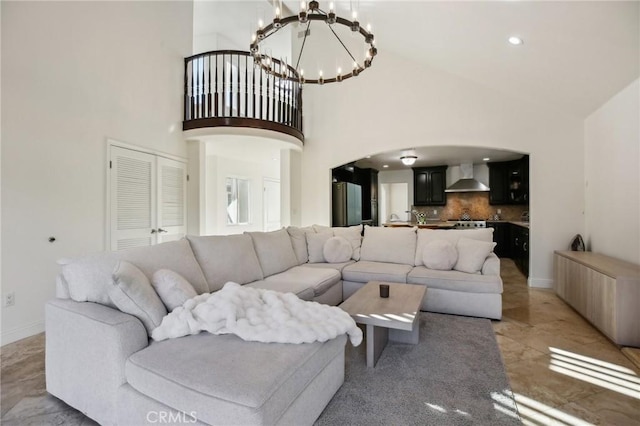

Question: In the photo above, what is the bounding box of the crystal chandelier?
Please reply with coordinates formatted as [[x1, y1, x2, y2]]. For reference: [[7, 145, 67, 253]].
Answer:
[[250, 0, 377, 85]]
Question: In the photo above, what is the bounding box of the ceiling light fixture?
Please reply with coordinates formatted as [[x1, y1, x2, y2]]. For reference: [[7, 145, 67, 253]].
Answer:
[[383, 164, 389, 168], [250, 0, 377, 84], [483, 157, 490, 161], [508, 36, 523, 46], [401, 155, 418, 166]]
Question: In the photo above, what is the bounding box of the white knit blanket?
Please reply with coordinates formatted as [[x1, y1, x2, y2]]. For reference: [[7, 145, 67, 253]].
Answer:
[[151, 282, 362, 346]]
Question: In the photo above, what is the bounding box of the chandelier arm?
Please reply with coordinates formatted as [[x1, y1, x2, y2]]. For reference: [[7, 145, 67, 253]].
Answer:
[[295, 20, 312, 72], [250, 4, 376, 85], [326, 24, 358, 64]]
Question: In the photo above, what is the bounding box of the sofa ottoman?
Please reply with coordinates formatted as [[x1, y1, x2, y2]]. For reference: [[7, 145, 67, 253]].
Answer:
[[123, 332, 347, 425]]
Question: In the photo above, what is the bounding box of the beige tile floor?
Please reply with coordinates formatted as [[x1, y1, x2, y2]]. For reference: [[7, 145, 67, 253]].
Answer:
[[494, 260, 640, 425], [1, 259, 638, 425]]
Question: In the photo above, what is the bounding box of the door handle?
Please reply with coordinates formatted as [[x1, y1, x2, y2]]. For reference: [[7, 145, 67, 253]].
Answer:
[[523, 242, 527, 252], [158, 228, 168, 233], [150, 229, 157, 234]]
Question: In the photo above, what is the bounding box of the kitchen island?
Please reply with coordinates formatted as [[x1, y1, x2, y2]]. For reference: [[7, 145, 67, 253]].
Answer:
[[382, 221, 456, 229]]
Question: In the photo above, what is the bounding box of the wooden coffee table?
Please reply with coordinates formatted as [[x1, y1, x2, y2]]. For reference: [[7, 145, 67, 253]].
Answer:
[[340, 281, 427, 367]]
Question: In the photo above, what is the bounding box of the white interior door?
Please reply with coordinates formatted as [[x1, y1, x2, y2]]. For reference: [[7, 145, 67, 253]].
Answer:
[[110, 146, 157, 250], [109, 145, 187, 251], [263, 178, 281, 231], [390, 183, 410, 221], [157, 157, 187, 243]]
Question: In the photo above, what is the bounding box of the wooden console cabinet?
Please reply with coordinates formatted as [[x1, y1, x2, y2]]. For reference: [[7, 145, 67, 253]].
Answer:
[[554, 251, 640, 347]]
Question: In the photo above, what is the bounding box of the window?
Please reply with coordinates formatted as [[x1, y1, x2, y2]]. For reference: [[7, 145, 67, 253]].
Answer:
[[226, 177, 250, 225]]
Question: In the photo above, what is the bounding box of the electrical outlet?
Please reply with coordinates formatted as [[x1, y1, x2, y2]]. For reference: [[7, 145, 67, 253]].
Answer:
[[433, 210, 437, 215], [4, 292, 15, 307], [497, 209, 502, 214]]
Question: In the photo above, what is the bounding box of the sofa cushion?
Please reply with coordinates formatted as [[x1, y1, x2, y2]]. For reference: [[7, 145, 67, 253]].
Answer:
[[360, 225, 417, 265], [58, 239, 208, 307], [342, 261, 413, 283], [307, 232, 333, 263], [286, 226, 315, 265], [422, 240, 458, 271], [323, 236, 352, 264], [301, 260, 355, 272], [408, 266, 503, 294], [247, 229, 299, 277], [333, 225, 363, 260], [108, 261, 167, 334], [313, 224, 331, 233], [415, 228, 494, 266], [245, 280, 315, 301], [151, 269, 198, 311], [187, 234, 264, 292], [454, 237, 497, 274], [125, 332, 347, 426], [264, 266, 341, 297]]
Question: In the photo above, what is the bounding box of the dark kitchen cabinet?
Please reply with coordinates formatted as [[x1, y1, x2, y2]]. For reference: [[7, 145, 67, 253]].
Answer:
[[488, 155, 529, 205], [413, 166, 448, 206], [487, 222, 510, 258], [511, 224, 529, 277], [358, 168, 379, 226], [489, 165, 508, 204]]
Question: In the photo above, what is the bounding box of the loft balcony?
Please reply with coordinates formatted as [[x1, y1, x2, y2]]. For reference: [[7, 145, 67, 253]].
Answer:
[[183, 50, 304, 143]]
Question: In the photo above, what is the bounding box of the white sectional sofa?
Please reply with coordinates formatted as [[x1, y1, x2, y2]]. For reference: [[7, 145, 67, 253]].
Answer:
[[46, 225, 502, 425]]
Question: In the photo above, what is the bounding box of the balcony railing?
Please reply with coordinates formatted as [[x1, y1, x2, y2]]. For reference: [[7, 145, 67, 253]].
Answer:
[[183, 50, 304, 142]]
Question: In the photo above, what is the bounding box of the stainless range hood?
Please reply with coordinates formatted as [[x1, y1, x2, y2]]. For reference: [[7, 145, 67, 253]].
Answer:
[[445, 164, 490, 193]]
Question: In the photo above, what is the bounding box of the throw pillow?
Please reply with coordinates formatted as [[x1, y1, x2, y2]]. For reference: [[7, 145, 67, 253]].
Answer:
[[108, 261, 167, 334], [360, 225, 417, 265], [333, 225, 363, 260], [422, 240, 458, 271], [152, 269, 198, 311], [246, 229, 299, 277], [454, 237, 497, 274], [323, 236, 353, 263], [307, 232, 333, 263], [286, 226, 315, 265]]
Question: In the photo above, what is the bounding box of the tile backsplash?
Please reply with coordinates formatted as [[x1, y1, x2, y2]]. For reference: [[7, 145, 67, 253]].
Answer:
[[412, 192, 528, 221]]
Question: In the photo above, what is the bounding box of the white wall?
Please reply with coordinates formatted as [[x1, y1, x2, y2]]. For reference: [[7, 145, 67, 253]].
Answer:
[[299, 51, 585, 287], [205, 155, 280, 235], [378, 170, 413, 222], [584, 79, 640, 264], [0, 1, 193, 345]]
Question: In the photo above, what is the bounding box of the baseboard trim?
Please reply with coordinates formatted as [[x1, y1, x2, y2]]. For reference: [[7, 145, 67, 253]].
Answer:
[[528, 277, 553, 288], [1, 321, 45, 347]]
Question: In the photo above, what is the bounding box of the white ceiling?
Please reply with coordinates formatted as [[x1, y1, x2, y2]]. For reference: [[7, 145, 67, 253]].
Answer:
[[194, 1, 639, 119], [194, 1, 639, 169], [354, 145, 524, 171]]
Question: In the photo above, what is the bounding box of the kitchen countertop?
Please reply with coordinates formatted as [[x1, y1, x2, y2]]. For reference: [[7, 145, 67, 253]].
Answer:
[[488, 220, 530, 229], [383, 221, 456, 229], [384, 220, 530, 229]]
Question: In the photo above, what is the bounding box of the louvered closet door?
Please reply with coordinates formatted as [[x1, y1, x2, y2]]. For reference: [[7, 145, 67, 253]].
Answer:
[[110, 146, 157, 250], [156, 157, 187, 243]]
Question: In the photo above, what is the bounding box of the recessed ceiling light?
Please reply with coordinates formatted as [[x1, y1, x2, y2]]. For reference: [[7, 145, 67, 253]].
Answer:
[[483, 157, 490, 161], [508, 36, 523, 46], [383, 164, 389, 168]]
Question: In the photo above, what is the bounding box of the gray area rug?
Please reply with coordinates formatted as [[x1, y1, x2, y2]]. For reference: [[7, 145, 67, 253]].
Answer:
[[315, 312, 521, 425]]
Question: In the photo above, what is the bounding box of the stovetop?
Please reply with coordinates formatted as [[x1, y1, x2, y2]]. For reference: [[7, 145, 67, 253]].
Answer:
[[450, 219, 487, 228]]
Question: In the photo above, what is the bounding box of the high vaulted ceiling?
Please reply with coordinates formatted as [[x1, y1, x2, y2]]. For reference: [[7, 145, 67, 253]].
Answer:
[[194, 1, 639, 119]]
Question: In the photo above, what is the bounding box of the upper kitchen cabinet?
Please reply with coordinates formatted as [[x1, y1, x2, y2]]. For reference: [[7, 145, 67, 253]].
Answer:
[[488, 155, 529, 205], [413, 166, 448, 206]]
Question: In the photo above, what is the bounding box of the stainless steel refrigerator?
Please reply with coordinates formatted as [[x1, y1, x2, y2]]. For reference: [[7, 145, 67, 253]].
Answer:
[[332, 182, 362, 226]]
